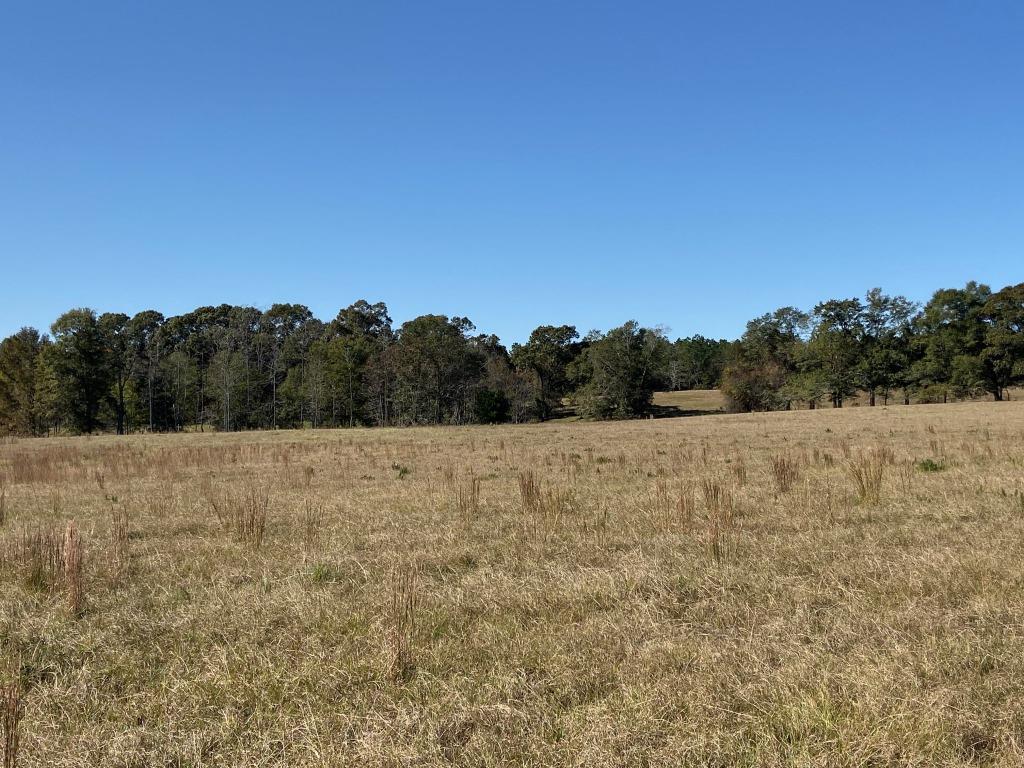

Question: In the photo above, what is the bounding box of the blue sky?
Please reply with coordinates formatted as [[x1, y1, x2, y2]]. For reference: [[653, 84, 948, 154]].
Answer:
[[2, 1, 1022, 344]]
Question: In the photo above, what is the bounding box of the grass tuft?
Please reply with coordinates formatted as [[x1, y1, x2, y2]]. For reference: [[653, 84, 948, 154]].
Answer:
[[387, 565, 419, 683], [63, 520, 84, 617], [847, 448, 886, 504], [2, 677, 21, 768]]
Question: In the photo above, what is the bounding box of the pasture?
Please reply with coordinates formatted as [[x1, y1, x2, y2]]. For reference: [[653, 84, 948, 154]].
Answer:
[[2, 402, 1024, 766]]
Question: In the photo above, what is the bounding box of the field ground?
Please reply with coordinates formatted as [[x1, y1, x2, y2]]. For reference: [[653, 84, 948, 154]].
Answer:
[[2, 403, 1024, 765], [649, 387, 1024, 418], [651, 389, 727, 415], [550, 390, 727, 421]]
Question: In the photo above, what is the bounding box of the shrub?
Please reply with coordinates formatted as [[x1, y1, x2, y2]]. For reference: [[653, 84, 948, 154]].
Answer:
[[474, 389, 510, 424]]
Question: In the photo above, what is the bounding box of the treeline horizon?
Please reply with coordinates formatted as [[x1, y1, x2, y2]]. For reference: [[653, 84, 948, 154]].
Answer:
[[723, 281, 1023, 412], [0, 279, 1021, 436]]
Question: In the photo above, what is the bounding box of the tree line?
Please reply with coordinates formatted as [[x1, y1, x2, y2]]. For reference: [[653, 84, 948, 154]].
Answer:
[[722, 282, 1024, 411], [0, 301, 728, 435], [0, 280, 1020, 436]]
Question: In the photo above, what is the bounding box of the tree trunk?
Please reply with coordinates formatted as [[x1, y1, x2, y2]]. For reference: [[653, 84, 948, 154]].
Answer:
[[116, 380, 126, 435], [348, 371, 355, 427], [868, 390, 875, 407]]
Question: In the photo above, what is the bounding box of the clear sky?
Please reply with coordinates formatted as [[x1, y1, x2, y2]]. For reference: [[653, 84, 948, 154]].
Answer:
[[2, 1, 1022, 344]]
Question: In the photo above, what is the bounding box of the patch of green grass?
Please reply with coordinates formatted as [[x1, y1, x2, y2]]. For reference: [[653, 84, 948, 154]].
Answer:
[[309, 563, 344, 583]]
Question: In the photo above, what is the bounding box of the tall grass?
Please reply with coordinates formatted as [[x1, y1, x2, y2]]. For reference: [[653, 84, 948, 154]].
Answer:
[[518, 470, 572, 544], [769, 454, 800, 494], [455, 477, 481, 522], [6, 527, 64, 591], [208, 486, 270, 549], [2, 678, 21, 768], [701, 476, 737, 564], [110, 501, 130, 579], [387, 566, 419, 683], [302, 499, 325, 557], [63, 520, 84, 617], [847, 449, 887, 504], [235, 488, 269, 549]]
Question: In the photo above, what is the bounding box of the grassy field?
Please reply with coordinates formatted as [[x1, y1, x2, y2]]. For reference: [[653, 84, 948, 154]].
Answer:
[[651, 389, 727, 415], [2, 403, 1024, 766], [649, 388, 1024, 416]]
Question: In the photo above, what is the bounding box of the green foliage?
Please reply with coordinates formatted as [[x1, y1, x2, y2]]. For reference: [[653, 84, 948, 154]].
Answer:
[[666, 335, 731, 390], [910, 282, 991, 399], [722, 359, 789, 412], [0, 327, 48, 435], [510, 325, 580, 420], [979, 283, 1024, 400], [722, 308, 808, 411], [389, 315, 485, 425], [857, 288, 917, 405], [807, 298, 864, 408], [49, 308, 111, 433], [573, 321, 668, 419], [1, 279, 1022, 435], [474, 388, 511, 424]]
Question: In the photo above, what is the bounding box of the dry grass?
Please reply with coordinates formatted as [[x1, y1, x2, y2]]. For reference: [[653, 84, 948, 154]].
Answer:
[[847, 447, 889, 504], [61, 522, 83, 618], [301, 498, 325, 560], [651, 388, 727, 413], [386, 565, 419, 683], [109, 501, 129, 580], [1, 402, 1024, 765], [769, 453, 800, 494], [2, 676, 21, 768]]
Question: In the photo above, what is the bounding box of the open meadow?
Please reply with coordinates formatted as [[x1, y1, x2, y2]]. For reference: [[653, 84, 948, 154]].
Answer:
[[2, 402, 1024, 766]]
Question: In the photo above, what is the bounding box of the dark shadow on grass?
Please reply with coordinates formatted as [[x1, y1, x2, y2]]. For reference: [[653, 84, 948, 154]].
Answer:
[[647, 404, 725, 419]]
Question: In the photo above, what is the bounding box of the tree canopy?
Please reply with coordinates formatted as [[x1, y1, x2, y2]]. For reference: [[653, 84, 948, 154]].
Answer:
[[2, 281, 1023, 434]]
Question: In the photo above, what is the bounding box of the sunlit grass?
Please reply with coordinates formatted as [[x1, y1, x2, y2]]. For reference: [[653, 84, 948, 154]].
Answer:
[[2, 401, 1024, 765]]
